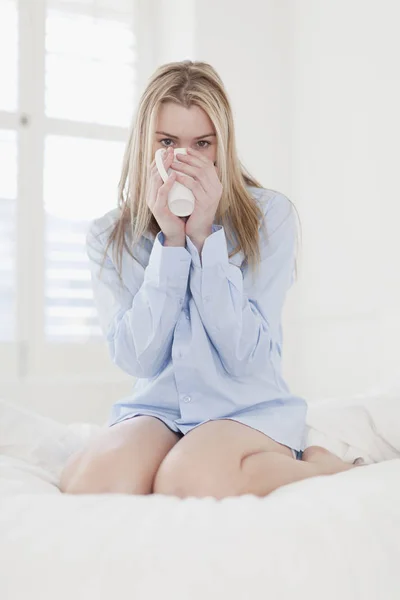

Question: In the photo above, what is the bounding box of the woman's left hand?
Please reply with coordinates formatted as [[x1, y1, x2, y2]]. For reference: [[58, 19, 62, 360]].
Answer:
[[171, 147, 223, 243]]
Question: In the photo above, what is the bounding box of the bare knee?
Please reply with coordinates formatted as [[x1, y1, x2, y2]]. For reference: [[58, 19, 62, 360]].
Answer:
[[60, 445, 144, 496], [152, 457, 188, 498], [153, 455, 240, 499]]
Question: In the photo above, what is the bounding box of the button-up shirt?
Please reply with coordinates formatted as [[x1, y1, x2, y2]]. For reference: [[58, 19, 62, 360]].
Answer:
[[86, 186, 308, 451]]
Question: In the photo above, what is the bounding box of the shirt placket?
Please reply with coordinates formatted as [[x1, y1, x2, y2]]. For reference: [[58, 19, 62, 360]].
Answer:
[[172, 295, 198, 419]]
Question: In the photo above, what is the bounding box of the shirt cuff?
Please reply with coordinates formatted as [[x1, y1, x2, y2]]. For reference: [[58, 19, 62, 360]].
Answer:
[[185, 224, 229, 269], [146, 231, 192, 291]]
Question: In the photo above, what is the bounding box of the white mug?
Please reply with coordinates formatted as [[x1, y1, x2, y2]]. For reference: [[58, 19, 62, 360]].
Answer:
[[154, 147, 195, 217]]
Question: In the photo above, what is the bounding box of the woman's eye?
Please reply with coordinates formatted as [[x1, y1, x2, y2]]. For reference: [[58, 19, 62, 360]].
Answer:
[[197, 140, 210, 149], [160, 138, 210, 149]]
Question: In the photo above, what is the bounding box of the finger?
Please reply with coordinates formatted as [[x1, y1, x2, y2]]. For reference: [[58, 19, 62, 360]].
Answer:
[[156, 172, 177, 208], [150, 152, 171, 190], [174, 172, 205, 196], [148, 154, 169, 210], [151, 148, 174, 180], [170, 160, 200, 180], [186, 147, 210, 164], [171, 160, 210, 192], [163, 147, 175, 171], [174, 152, 207, 168], [148, 172, 170, 212]]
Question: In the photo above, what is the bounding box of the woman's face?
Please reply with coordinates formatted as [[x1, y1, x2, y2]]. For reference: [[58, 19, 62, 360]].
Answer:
[[153, 102, 217, 163]]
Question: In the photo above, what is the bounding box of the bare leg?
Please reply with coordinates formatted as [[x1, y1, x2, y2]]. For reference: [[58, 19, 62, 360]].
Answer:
[[241, 445, 362, 497], [301, 445, 364, 473], [154, 419, 363, 499], [60, 416, 181, 495]]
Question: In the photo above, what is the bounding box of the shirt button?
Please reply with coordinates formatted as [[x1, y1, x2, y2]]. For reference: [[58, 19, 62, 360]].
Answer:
[[185, 313, 190, 320], [182, 395, 191, 403]]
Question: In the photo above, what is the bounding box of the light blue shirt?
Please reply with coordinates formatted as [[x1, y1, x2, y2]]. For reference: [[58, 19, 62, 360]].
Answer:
[[86, 187, 308, 451]]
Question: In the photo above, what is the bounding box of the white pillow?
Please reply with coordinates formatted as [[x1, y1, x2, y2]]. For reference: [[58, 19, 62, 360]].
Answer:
[[0, 399, 102, 485], [306, 384, 400, 463]]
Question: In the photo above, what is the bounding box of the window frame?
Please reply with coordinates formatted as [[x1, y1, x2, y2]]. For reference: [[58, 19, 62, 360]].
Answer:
[[0, 0, 156, 383]]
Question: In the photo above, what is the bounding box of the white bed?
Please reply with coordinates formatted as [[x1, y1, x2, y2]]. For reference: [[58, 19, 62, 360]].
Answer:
[[1, 388, 400, 600]]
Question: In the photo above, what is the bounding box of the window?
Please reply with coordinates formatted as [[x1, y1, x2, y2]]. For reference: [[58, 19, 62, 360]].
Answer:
[[44, 135, 125, 341], [44, 0, 136, 343], [0, 0, 18, 346], [0, 130, 17, 342], [0, 0, 145, 381], [0, 0, 18, 113], [45, 2, 136, 127]]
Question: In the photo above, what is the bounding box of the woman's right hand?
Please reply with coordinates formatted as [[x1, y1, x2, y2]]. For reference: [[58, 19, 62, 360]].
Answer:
[[147, 147, 186, 245]]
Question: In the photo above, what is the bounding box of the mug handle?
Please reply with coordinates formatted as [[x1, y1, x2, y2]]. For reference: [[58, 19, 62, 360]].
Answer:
[[154, 148, 169, 183]]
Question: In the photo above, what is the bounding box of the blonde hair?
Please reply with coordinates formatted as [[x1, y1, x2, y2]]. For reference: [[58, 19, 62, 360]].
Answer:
[[102, 60, 300, 279]]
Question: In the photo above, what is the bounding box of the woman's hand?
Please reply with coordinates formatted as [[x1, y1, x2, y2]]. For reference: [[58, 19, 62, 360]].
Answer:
[[147, 147, 186, 245], [171, 148, 223, 248]]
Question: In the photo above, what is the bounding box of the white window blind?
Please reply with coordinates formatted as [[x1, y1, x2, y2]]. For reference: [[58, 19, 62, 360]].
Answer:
[[43, 0, 136, 342], [44, 135, 125, 341]]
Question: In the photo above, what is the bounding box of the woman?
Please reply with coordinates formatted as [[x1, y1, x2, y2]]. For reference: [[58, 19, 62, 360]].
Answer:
[[60, 60, 361, 499]]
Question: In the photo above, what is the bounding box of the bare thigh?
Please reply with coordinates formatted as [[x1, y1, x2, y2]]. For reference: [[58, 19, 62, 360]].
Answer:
[[60, 416, 181, 495], [154, 419, 293, 497]]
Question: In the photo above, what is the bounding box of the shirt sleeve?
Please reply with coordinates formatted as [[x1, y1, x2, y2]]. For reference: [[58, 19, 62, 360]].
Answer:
[[185, 192, 297, 377], [87, 220, 192, 378]]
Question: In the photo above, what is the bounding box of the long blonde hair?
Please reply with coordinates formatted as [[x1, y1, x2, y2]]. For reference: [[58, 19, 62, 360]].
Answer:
[[102, 60, 300, 278]]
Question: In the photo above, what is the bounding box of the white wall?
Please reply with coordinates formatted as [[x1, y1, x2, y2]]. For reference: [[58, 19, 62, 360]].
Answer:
[[152, 0, 195, 63], [189, 0, 400, 401], [287, 0, 400, 399]]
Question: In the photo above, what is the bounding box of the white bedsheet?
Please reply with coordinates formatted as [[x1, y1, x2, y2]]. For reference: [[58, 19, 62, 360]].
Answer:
[[0, 389, 400, 600]]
